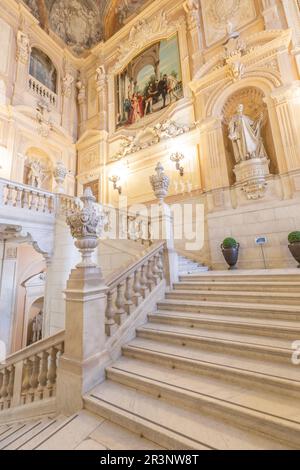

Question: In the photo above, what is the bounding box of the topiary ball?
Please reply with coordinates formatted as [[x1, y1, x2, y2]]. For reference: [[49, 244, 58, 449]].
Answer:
[[288, 231, 300, 244], [222, 237, 238, 248]]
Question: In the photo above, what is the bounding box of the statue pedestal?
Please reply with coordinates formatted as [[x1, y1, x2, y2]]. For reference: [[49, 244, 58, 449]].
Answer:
[[233, 157, 270, 200]]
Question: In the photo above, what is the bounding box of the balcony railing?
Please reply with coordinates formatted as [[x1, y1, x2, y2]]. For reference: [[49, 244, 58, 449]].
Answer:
[[28, 76, 57, 107]]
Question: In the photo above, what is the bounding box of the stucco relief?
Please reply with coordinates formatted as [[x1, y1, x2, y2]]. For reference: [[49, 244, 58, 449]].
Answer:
[[200, 0, 256, 47], [79, 150, 99, 173]]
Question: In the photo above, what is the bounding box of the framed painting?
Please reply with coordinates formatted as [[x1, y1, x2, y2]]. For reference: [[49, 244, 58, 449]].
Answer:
[[115, 34, 183, 129]]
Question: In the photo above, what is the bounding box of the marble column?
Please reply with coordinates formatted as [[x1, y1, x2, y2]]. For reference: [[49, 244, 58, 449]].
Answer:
[[12, 30, 30, 106], [281, 0, 300, 74], [197, 117, 230, 191], [267, 83, 300, 173], [261, 0, 282, 30], [184, 0, 204, 77]]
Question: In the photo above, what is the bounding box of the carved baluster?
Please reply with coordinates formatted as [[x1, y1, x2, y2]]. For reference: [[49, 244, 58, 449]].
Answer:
[[157, 250, 164, 279], [21, 359, 32, 404], [146, 258, 155, 291], [47, 347, 57, 396], [37, 194, 45, 212], [0, 368, 9, 408], [115, 282, 126, 324], [140, 263, 149, 298], [14, 187, 22, 208], [5, 185, 14, 206], [7, 365, 14, 408], [30, 191, 38, 211], [124, 274, 134, 314], [22, 189, 30, 209], [152, 254, 161, 285], [37, 350, 49, 399], [49, 196, 55, 214], [0, 370, 3, 410], [105, 289, 117, 336], [30, 355, 40, 401], [133, 268, 142, 305]]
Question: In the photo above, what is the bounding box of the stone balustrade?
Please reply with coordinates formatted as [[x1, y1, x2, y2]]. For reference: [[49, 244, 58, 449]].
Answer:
[[104, 242, 165, 336], [28, 76, 57, 107], [0, 178, 56, 214], [0, 331, 64, 411]]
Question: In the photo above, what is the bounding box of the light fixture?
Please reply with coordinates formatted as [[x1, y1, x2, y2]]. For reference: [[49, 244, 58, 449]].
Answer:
[[170, 152, 184, 177], [109, 175, 122, 195]]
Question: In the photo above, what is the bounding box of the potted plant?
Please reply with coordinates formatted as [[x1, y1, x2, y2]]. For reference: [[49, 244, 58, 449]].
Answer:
[[221, 237, 239, 270], [288, 231, 300, 268]]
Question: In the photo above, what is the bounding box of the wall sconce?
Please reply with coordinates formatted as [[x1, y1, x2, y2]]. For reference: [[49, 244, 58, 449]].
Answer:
[[170, 152, 184, 176], [109, 175, 122, 195]]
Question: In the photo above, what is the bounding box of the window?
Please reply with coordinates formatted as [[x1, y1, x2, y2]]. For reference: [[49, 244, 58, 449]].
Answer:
[[29, 48, 57, 93]]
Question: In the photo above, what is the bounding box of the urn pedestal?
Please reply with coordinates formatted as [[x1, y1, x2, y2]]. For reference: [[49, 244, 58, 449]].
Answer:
[[233, 157, 270, 200]]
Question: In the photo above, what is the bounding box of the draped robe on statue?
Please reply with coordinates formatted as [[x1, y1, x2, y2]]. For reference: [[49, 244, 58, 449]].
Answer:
[[228, 105, 267, 164]]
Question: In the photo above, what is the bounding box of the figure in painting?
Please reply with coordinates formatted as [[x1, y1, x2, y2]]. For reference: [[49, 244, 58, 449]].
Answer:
[[228, 104, 267, 164], [116, 35, 183, 128]]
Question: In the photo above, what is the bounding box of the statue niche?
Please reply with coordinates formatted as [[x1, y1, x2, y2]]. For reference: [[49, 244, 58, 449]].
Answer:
[[222, 87, 277, 200], [23, 148, 53, 191], [228, 104, 267, 164]]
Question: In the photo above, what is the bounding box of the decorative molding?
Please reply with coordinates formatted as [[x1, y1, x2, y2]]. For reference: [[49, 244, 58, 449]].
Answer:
[[110, 11, 180, 73], [16, 30, 30, 65], [190, 29, 292, 93], [112, 119, 191, 160], [62, 73, 74, 99]]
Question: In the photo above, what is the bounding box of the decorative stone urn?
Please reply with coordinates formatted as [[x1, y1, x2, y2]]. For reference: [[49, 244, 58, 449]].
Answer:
[[149, 162, 170, 203], [66, 188, 104, 267], [233, 157, 270, 200], [53, 160, 67, 194]]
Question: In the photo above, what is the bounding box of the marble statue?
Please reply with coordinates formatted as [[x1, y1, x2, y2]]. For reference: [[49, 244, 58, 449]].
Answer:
[[31, 310, 43, 343], [228, 104, 267, 164], [28, 160, 45, 188]]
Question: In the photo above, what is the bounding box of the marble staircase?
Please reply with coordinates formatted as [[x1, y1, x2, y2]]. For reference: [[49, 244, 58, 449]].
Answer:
[[178, 255, 209, 275], [84, 272, 300, 450]]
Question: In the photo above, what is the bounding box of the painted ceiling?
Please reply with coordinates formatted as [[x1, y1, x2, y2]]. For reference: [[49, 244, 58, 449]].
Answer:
[[22, 0, 150, 56]]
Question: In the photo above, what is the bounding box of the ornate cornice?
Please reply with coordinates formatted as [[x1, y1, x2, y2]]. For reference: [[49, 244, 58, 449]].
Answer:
[[110, 10, 180, 74]]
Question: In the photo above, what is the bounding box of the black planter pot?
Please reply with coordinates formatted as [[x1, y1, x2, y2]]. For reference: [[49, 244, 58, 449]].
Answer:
[[288, 242, 300, 268], [221, 243, 240, 270]]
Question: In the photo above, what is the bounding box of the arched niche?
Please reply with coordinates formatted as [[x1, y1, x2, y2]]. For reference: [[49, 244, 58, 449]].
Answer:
[[221, 87, 277, 185], [29, 47, 57, 93], [23, 147, 53, 191]]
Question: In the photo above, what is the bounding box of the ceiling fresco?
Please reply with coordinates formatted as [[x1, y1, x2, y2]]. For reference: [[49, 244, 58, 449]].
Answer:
[[22, 0, 150, 56]]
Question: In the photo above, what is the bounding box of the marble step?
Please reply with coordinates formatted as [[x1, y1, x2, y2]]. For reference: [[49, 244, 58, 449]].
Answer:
[[0, 420, 53, 450], [166, 289, 300, 306], [179, 267, 209, 274], [106, 356, 300, 447], [85, 381, 291, 450], [157, 298, 300, 321], [174, 281, 300, 293], [136, 323, 295, 363], [2, 417, 63, 450], [148, 311, 300, 340], [123, 338, 300, 396], [179, 273, 300, 283]]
